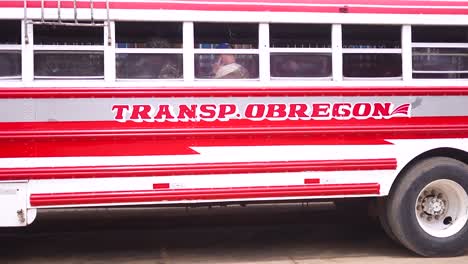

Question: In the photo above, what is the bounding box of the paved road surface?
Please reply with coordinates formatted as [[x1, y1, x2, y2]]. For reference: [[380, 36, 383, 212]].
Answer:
[[0, 202, 467, 263]]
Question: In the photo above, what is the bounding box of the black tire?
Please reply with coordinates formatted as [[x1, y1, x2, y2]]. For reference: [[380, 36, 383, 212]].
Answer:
[[376, 197, 400, 244], [386, 157, 468, 257]]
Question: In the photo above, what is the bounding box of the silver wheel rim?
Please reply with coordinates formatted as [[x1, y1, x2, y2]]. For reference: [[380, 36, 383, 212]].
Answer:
[[415, 179, 468, 238]]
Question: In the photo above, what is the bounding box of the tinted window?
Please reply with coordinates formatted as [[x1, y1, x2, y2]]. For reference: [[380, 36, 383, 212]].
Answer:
[[270, 24, 331, 48], [34, 25, 103, 45], [195, 23, 258, 49], [116, 22, 182, 48], [343, 54, 402, 78]]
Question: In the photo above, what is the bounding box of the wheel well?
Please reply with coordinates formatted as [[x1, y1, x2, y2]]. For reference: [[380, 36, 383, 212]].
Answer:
[[393, 147, 468, 191]]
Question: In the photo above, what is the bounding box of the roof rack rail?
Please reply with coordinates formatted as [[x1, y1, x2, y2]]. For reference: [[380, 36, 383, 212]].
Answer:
[[24, 0, 111, 45]]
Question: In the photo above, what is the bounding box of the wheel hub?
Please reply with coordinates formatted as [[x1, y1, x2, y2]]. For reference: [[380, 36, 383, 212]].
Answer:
[[414, 179, 468, 238], [422, 195, 446, 216]]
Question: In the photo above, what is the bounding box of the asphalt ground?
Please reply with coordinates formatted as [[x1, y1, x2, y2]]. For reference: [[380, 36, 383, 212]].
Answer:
[[0, 202, 467, 263]]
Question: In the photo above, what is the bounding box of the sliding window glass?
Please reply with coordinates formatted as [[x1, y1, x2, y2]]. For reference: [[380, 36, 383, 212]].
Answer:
[[0, 20, 21, 79], [33, 25, 104, 79], [115, 22, 183, 79], [270, 24, 331, 79], [342, 25, 402, 79], [194, 23, 259, 79], [412, 26, 468, 79]]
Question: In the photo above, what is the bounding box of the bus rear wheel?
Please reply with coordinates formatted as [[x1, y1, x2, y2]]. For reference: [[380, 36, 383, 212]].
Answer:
[[386, 157, 468, 257]]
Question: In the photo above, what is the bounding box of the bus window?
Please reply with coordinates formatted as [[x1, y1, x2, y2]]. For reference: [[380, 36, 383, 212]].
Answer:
[[342, 25, 400, 49], [0, 20, 21, 79], [270, 24, 331, 78], [270, 24, 330, 48], [34, 25, 103, 45], [412, 26, 468, 79], [34, 52, 104, 78], [116, 22, 183, 79], [33, 25, 104, 79], [342, 25, 402, 79], [271, 54, 331, 78], [343, 54, 401, 78], [194, 23, 259, 79]]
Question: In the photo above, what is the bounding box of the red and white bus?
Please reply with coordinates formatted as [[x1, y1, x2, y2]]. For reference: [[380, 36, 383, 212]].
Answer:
[[1, 0, 468, 257]]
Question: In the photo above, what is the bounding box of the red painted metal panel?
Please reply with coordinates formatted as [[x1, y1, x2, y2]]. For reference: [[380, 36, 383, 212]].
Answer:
[[153, 183, 171, 189], [304, 178, 321, 184], [0, 116, 467, 140], [1, 86, 468, 98], [30, 183, 381, 206], [0, 158, 397, 180], [0, 136, 391, 158], [2, 0, 468, 14]]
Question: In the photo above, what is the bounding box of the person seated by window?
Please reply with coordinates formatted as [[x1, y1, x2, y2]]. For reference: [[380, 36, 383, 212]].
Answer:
[[141, 38, 182, 79], [211, 43, 249, 79]]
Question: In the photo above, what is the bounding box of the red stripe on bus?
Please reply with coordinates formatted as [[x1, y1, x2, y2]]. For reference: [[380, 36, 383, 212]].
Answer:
[[0, 138, 200, 158], [1, 86, 468, 98], [0, 159, 397, 180], [29, 183, 381, 206], [13, 0, 468, 8], [0, 116, 467, 139], [0, 137, 390, 158], [110, 3, 468, 15], [153, 183, 170, 189], [1, 0, 468, 14], [121, 0, 468, 7], [348, 6, 468, 14], [304, 178, 321, 184]]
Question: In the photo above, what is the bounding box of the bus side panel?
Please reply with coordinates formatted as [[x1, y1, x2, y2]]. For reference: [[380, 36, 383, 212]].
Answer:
[[0, 182, 28, 226]]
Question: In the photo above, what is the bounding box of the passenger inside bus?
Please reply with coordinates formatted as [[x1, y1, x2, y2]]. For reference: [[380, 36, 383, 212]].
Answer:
[[116, 37, 183, 79], [211, 43, 249, 79], [144, 38, 182, 79]]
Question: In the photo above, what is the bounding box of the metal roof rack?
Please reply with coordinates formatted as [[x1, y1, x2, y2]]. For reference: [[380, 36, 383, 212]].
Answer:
[[24, 0, 111, 45]]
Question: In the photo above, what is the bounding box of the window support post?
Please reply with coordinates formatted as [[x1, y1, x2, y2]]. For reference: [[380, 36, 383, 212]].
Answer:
[[332, 24, 343, 82], [259, 23, 270, 82], [183, 22, 195, 82], [402, 25, 412, 81], [22, 21, 34, 82], [104, 21, 115, 82]]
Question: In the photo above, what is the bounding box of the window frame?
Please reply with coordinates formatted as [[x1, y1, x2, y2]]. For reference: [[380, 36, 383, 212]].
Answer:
[[114, 21, 184, 81], [193, 22, 260, 81], [32, 24, 105, 80], [0, 20, 22, 80], [411, 39, 468, 79], [269, 23, 333, 80], [341, 25, 403, 80], [6, 18, 468, 85]]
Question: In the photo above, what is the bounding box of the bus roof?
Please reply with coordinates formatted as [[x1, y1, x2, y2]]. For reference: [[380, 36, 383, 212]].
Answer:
[[2, 0, 468, 15]]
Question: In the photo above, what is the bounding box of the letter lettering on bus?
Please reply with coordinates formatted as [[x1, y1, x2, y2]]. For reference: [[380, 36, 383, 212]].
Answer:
[[266, 104, 287, 120], [178, 104, 198, 122], [198, 104, 218, 120], [311, 103, 331, 119], [218, 104, 238, 121], [332, 103, 352, 120], [112, 104, 130, 122], [353, 103, 372, 119], [245, 104, 266, 121], [288, 104, 309, 120], [129, 104, 154, 122], [154, 104, 176, 122], [372, 103, 392, 119]]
